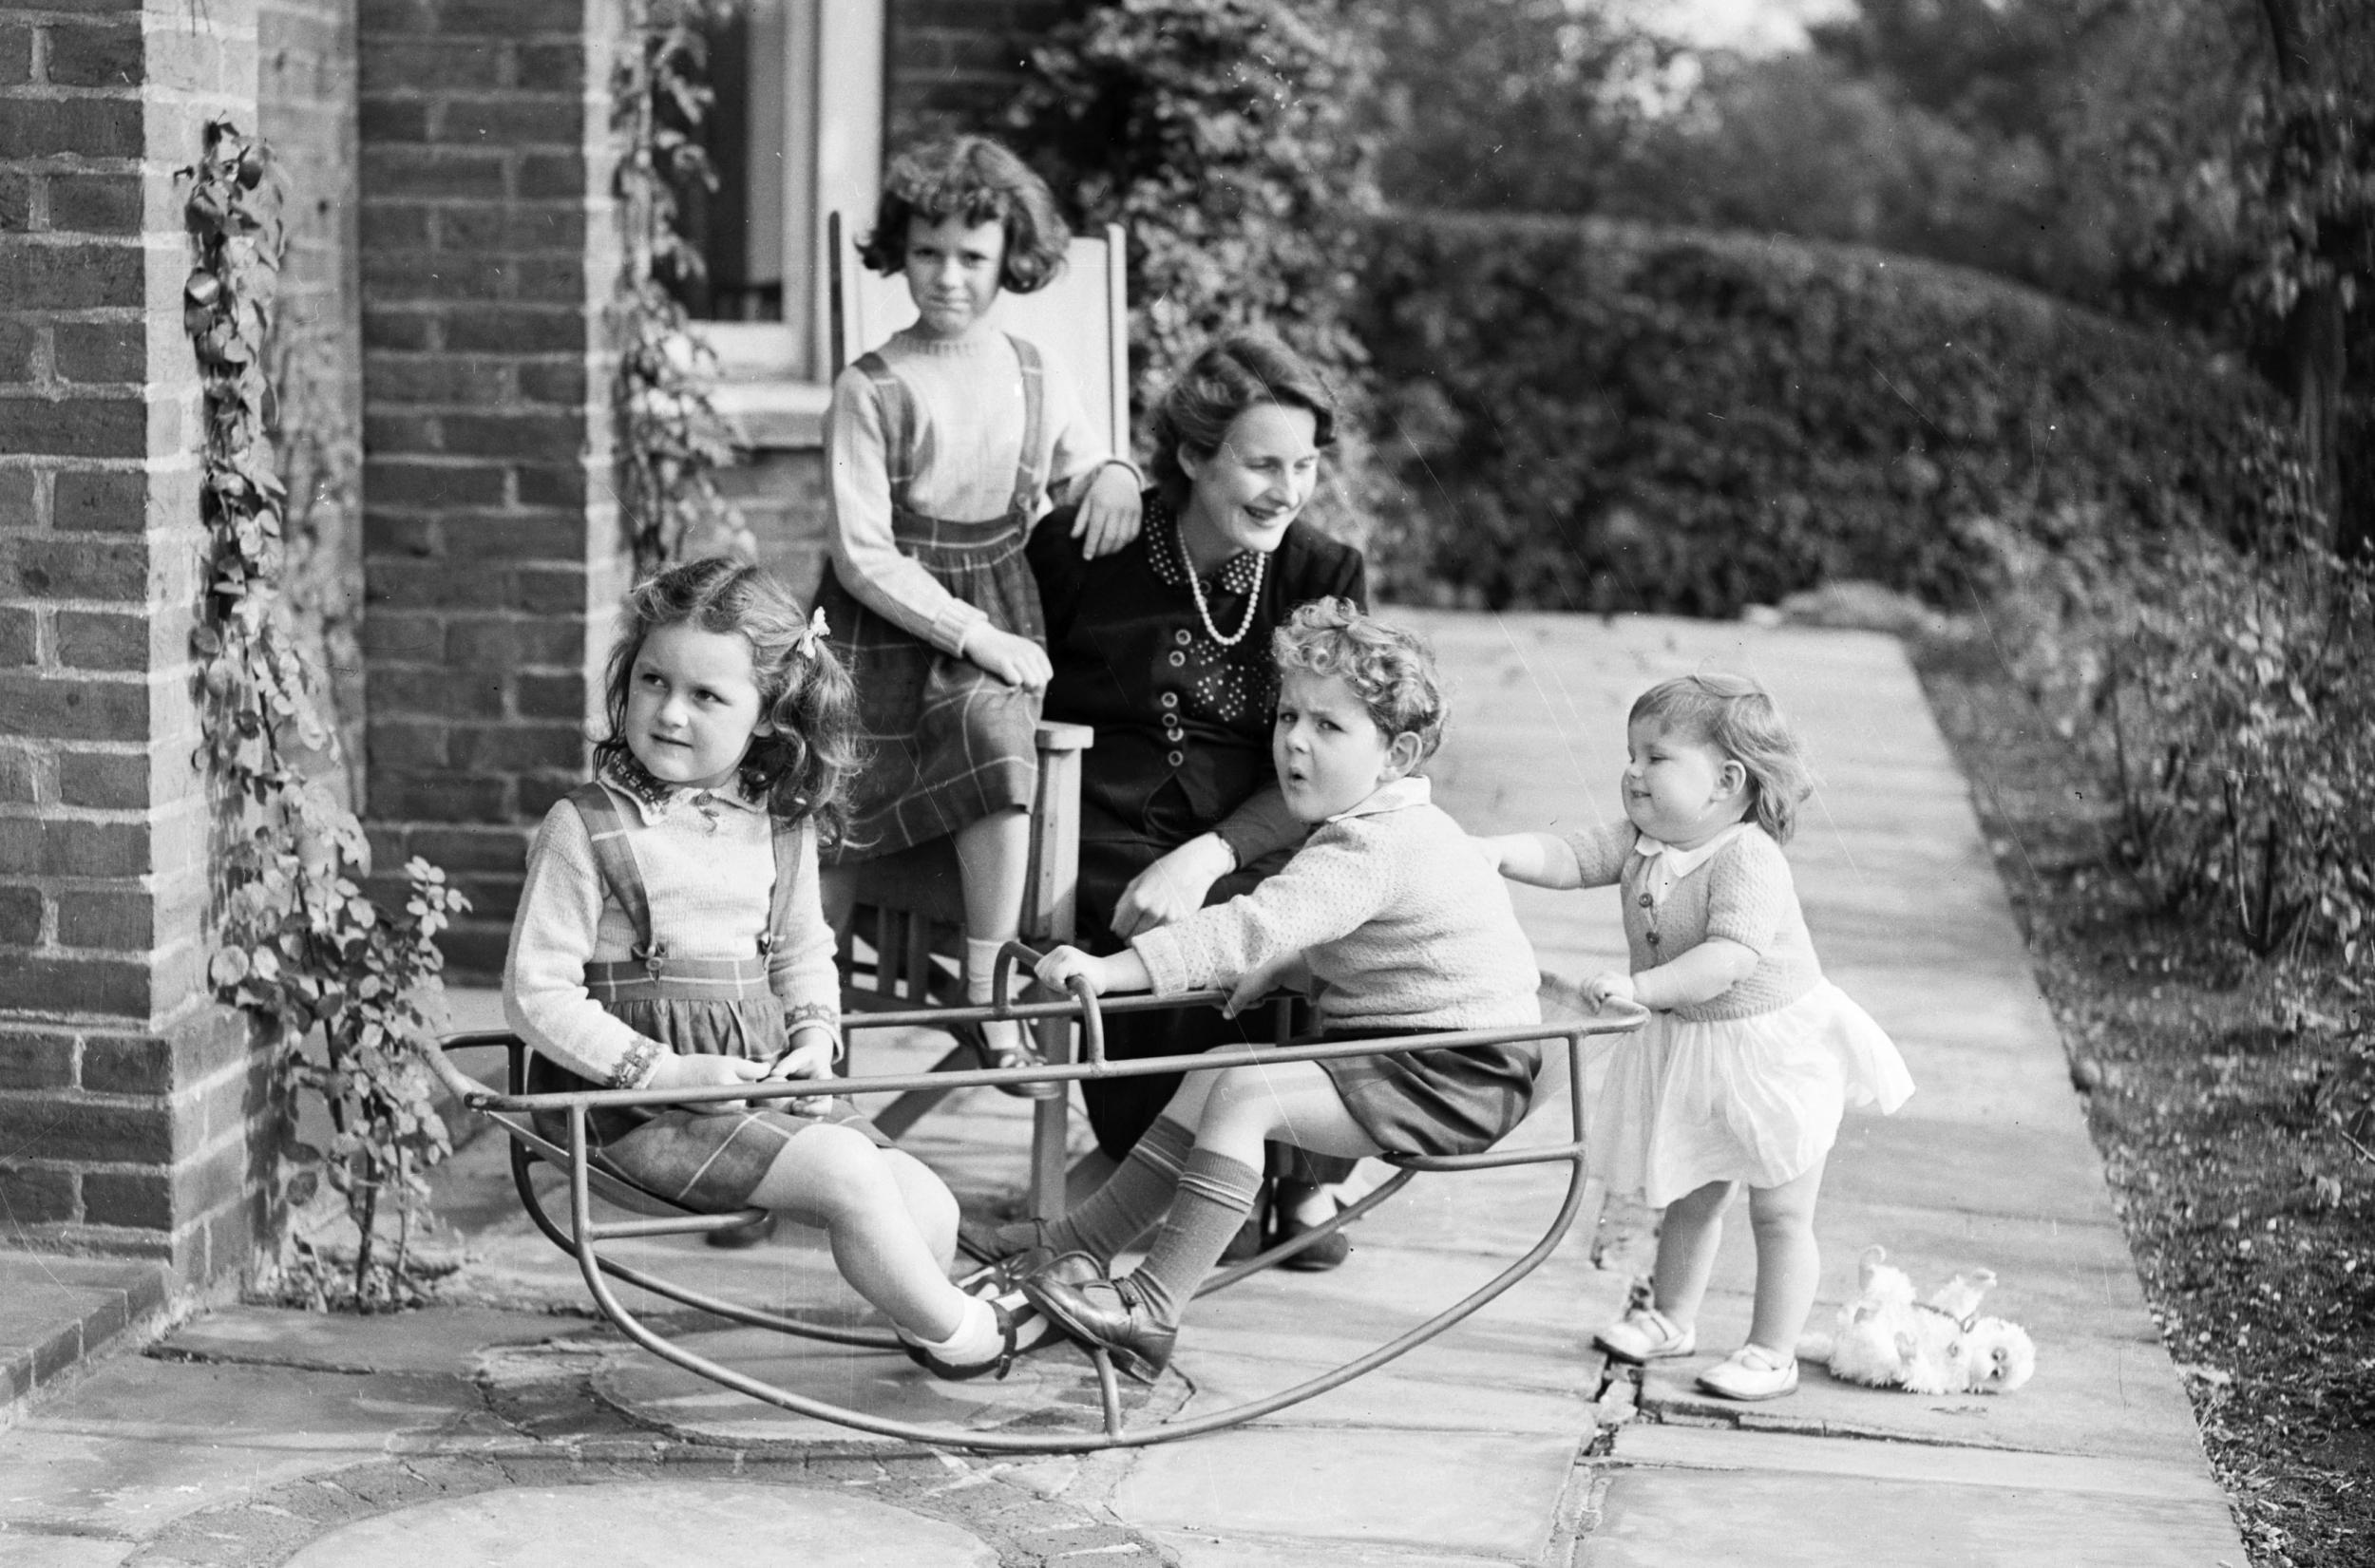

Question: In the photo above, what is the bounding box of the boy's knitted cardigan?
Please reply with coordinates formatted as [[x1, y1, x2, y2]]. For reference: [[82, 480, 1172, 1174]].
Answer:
[[1562, 821, 1822, 1023], [1132, 777, 1541, 1033], [504, 775, 841, 1089]]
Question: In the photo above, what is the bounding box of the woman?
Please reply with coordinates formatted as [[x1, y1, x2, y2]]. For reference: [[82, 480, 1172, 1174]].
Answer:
[[1025, 332, 1366, 1261]]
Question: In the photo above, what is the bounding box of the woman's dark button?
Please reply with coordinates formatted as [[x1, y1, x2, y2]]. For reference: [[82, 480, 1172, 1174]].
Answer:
[[1160, 691, 1179, 708], [1174, 629, 1192, 646], [1167, 750, 1185, 767], [1168, 651, 1186, 668]]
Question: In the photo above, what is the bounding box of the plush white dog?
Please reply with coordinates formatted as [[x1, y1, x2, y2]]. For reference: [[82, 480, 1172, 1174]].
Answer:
[[1827, 1245, 2036, 1395]]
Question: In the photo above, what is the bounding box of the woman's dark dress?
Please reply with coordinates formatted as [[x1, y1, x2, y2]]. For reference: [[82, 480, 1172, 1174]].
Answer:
[[1027, 491, 1366, 1157]]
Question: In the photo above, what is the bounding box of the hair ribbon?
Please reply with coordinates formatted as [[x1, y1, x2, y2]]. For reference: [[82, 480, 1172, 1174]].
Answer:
[[795, 606, 829, 660]]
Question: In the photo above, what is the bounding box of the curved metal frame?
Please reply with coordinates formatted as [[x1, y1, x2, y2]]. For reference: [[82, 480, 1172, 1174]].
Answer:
[[428, 956, 1645, 1451]]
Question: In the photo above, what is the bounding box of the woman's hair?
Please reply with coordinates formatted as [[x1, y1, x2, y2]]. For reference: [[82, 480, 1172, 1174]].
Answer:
[[1629, 672, 1814, 844], [1271, 597, 1447, 763], [1147, 333, 1339, 507], [858, 134, 1070, 294], [597, 557, 861, 845]]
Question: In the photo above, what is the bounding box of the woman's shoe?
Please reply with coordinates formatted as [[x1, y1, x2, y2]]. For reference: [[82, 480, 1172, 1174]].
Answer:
[[1593, 1306, 1695, 1364], [1020, 1269, 1176, 1384], [1695, 1345, 1799, 1401], [1269, 1181, 1350, 1273]]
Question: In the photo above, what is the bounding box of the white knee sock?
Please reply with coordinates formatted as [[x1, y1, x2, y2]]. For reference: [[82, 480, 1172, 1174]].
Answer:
[[898, 1292, 1001, 1364], [962, 935, 1006, 1005]]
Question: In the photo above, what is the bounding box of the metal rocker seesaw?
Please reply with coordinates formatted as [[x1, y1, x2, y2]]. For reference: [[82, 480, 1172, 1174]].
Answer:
[[424, 942, 1649, 1452]]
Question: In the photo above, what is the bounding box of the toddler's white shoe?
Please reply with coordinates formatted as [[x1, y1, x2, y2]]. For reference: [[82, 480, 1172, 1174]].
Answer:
[[1695, 1344, 1798, 1401], [1592, 1306, 1695, 1364]]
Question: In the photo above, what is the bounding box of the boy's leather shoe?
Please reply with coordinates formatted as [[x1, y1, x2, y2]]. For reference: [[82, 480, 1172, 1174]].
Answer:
[[1020, 1269, 1175, 1383]]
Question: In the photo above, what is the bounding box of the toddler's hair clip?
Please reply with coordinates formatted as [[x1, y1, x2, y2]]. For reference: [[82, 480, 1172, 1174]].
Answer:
[[794, 606, 829, 659]]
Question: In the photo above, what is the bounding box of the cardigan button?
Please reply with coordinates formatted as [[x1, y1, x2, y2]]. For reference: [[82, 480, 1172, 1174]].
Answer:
[[1638, 893, 1653, 908], [1645, 931, 1662, 946]]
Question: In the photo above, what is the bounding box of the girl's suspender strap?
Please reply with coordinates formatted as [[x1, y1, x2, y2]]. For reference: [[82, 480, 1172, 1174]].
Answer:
[[565, 781, 655, 955], [853, 351, 917, 495], [1003, 333, 1048, 518]]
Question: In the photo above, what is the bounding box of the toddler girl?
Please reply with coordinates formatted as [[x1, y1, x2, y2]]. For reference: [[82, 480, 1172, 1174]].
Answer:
[[505, 558, 1023, 1379], [1000, 599, 1544, 1380], [1478, 672, 1913, 1400], [816, 134, 1143, 1078]]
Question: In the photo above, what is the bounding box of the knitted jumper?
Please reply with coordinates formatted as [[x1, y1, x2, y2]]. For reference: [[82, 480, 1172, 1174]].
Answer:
[[504, 777, 841, 1089], [1133, 778, 1541, 1034], [826, 328, 1129, 654], [1563, 821, 1821, 1023]]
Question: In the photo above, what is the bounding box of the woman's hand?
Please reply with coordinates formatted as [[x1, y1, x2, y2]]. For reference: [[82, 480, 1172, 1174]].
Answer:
[[1583, 971, 1638, 1013], [1073, 463, 1145, 559], [964, 625, 1053, 690], [1111, 833, 1234, 938], [650, 1050, 770, 1113]]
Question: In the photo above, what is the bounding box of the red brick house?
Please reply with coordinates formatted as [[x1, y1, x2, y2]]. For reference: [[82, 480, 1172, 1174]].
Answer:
[[0, 0, 1074, 1296]]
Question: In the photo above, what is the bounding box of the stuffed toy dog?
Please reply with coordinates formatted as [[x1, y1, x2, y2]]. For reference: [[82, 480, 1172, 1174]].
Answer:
[[1827, 1245, 2036, 1395]]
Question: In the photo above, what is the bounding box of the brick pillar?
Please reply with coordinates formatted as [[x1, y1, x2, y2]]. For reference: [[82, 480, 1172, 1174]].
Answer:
[[0, 0, 276, 1283], [357, 0, 626, 978]]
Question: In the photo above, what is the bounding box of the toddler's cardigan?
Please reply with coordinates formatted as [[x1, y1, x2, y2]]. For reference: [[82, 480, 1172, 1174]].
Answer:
[[1563, 821, 1821, 1023], [1133, 778, 1541, 1033], [504, 779, 841, 1088]]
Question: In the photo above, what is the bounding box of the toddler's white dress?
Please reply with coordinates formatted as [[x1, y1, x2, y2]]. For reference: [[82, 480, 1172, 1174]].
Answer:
[[1567, 822, 1912, 1207]]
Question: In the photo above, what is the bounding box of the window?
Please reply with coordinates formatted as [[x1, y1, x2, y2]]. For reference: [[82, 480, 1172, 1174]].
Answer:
[[683, 0, 883, 426]]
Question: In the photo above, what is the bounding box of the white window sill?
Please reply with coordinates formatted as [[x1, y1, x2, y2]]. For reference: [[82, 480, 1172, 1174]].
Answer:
[[710, 378, 831, 452]]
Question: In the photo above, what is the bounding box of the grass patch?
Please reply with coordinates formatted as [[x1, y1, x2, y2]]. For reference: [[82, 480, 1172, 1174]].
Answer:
[[1915, 628, 2375, 1568]]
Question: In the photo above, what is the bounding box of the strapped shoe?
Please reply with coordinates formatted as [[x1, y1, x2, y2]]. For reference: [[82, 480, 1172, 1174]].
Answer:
[[903, 1298, 1029, 1382], [1695, 1344, 1799, 1402], [1593, 1306, 1695, 1364], [702, 1209, 777, 1250], [1020, 1268, 1176, 1385], [956, 1215, 1049, 1268], [1269, 1183, 1350, 1273], [960, 1017, 1062, 1101]]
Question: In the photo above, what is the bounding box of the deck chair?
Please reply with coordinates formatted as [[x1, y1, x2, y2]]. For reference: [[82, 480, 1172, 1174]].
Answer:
[[824, 212, 1130, 1220], [425, 955, 1649, 1452]]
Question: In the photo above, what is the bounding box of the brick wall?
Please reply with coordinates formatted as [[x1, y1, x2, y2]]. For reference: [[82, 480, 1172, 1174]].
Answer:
[[0, 0, 276, 1283], [260, 0, 366, 803], [356, 0, 627, 978]]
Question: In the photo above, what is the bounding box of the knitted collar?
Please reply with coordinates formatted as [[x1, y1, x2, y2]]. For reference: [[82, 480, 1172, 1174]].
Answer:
[[1327, 774, 1432, 823], [1146, 494, 1264, 597], [600, 752, 766, 827]]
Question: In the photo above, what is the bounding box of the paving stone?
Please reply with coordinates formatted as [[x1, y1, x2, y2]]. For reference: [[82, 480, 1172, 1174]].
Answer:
[[1577, 1464, 2243, 1567], [1113, 1428, 1580, 1559], [277, 1480, 995, 1567]]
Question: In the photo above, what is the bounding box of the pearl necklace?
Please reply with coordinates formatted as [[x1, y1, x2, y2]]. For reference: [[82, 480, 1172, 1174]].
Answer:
[[1177, 520, 1267, 648]]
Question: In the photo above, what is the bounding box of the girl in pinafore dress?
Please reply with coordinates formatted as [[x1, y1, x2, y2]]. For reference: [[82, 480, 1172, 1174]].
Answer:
[[816, 135, 1143, 1077], [984, 602, 1545, 1382], [505, 559, 1029, 1379], [1480, 673, 1914, 1402]]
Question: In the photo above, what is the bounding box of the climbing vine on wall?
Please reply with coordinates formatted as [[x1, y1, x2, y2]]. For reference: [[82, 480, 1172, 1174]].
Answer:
[[182, 118, 469, 1311], [613, 0, 742, 573]]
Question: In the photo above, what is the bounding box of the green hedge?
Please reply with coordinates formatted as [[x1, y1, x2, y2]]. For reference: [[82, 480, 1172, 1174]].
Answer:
[[1359, 210, 2307, 614]]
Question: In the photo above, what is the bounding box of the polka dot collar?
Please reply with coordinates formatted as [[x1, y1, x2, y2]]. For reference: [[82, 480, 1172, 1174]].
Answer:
[[1147, 496, 1264, 598]]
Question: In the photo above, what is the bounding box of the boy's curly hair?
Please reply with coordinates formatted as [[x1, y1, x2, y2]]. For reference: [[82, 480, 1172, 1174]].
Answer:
[[597, 558, 862, 847], [857, 134, 1070, 294], [1271, 598, 1448, 762], [1629, 672, 1814, 844]]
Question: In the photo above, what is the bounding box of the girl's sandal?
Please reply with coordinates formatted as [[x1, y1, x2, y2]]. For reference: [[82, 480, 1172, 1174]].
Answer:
[[904, 1299, 1031, 1382], [1592, 1306, 1696, 1364]]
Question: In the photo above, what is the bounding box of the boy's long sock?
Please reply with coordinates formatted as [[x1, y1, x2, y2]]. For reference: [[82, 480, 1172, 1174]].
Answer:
[[1038, 1115, 1195, 1262], [1125, 1147, 1264, 1328]]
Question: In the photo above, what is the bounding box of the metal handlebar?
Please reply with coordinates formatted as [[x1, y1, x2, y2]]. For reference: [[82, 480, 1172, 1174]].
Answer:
[[995, 938, 1106, 1064]]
